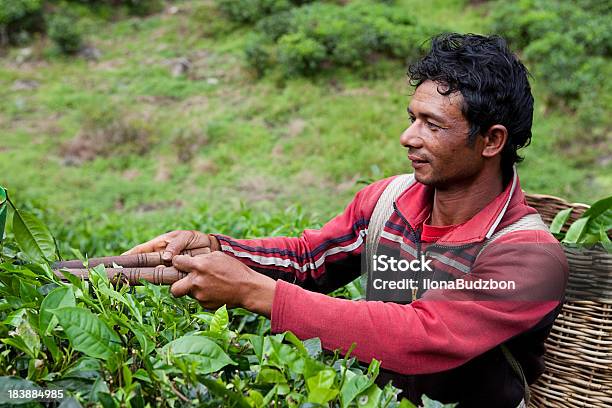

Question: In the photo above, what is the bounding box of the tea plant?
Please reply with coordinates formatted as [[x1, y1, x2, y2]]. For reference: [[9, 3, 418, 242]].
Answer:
[[551, 195, 612, 250], [0, 187, 455, 407]]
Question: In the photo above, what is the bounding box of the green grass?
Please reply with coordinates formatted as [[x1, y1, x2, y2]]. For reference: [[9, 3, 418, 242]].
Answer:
[[1, 0, 609, 255]]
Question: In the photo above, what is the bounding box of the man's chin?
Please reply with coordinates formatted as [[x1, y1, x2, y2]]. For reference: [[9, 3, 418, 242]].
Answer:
[[413, 171, 446, 188], [413, 171, 432, 185]]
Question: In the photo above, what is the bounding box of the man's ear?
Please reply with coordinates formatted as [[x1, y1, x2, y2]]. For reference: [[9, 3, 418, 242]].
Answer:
[[481, 124, 508, 158]]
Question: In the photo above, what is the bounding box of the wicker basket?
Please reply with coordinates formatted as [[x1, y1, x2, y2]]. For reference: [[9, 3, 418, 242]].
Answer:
[[525, 193, 612, 407]]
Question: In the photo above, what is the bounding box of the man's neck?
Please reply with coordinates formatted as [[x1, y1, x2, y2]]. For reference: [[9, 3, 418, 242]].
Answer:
[[430, 170, 505, 226]]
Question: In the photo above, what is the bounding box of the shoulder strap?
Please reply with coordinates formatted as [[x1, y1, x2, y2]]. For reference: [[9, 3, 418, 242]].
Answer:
[[502, 344, 531, 405], [365, 174, 415, 274], [476, 212, 548, 406], [362, 174, 414, 299], [475, 213, 549, 260]]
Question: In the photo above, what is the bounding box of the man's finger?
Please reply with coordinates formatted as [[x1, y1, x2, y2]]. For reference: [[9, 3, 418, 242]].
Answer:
[[171, 273, 194, 298], [122, 233, 172, 255], [122, 242, 155, 256], [172, 254, 203, 273], [163, 232, 198, 262]]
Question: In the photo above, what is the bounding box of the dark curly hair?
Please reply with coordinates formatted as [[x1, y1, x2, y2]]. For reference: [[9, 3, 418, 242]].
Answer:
[[408, 33, 533, 179]]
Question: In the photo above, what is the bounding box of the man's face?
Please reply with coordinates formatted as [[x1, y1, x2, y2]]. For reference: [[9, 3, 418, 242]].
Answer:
[[400, 80, 485, 189]]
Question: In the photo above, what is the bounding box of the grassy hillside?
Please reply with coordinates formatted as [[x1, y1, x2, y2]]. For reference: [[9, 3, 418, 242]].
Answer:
[[1, 0, 609, 256]]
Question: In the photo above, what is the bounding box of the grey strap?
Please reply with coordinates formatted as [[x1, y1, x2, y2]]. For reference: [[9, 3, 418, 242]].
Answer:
[[476, 213, 548, 406], [362, 174, 415, 297], [501, 344, 531, 405], [476, 213, 549, 259]]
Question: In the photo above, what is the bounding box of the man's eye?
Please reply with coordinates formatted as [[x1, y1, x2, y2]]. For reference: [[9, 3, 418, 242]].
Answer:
[[426, 121, 441, 130], [409, 116, 416, 124]]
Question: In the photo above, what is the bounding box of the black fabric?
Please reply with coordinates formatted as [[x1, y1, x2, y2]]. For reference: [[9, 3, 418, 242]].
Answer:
[[374, 306, 561, 407]]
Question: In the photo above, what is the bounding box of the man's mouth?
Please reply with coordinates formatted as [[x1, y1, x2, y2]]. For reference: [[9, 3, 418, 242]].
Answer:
[[408, 154, 429, 169]]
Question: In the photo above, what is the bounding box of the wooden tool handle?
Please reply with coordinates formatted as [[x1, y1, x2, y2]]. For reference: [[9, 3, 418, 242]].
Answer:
[[55, 266, 188, 285], [54, 247, 210, 269]]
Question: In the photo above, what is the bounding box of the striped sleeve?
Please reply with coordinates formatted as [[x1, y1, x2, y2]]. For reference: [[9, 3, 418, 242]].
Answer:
[[212, 177, 396, 292]]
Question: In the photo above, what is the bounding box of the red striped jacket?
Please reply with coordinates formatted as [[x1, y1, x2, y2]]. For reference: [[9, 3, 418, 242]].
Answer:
[[214, 172, 567, 407]]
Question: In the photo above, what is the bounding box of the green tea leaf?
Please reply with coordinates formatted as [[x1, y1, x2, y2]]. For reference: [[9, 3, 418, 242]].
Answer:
[[256, 368, 287, 384], [262, 383, 291, 405], [244, 333, 264, 362], [58, 397, 84, 408], [199, 377, 251, 408], [303, 337, 322, 359], [341, 371, 371, 408], [0, 376, 41, 404], [355, 384, 382, 407], [43, 335, 62, 363], [12, 209, 57, 262], [550, 208, 572, 234], [53, 307, 121, 360], [284, 331, 308, 355], [40, 286, 76, 335], [582, 196, 612, 220], [422, 394, 458, 407], [161, 335, 235, 374], [340, 358, 380, 408], [210, 305, 229, 334], [267, 336, 308, 374], [600, 225, 612, 252], [19, 280, 40, 304], [1, 316, 41, 359], [563, 217, 589, 244], [131, 327, 155, 356], [399, 398, 418, 408], [306, 369, 339, 404]]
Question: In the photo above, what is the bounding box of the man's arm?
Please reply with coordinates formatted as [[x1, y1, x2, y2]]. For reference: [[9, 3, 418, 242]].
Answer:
[[212, 177, 396, 293], [267, 230, 567, 374]]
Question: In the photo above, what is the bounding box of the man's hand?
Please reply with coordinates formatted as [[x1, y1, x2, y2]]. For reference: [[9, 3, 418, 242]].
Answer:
[[170, 252, 276, 317], [122, 230, 220, 262]]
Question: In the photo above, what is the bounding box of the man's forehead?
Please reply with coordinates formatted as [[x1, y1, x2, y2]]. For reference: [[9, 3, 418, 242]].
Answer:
[[408, 81, 464, 115]]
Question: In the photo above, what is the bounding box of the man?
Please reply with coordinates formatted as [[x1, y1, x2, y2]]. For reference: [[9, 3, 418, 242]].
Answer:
[[125, 33, 567, 407]]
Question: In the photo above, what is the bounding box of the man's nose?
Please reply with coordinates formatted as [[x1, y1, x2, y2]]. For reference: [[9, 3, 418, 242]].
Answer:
[[400, 123, 423, 149]]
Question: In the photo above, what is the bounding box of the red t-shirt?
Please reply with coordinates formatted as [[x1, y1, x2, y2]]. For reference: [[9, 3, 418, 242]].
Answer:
[[420, 218, 462, 242]]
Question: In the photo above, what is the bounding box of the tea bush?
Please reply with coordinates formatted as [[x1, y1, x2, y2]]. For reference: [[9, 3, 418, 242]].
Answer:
[[0, 0, 162, 49], [0, 0, 44, 45], [0, 189, 460, 407], [244, 1, 439, 77], [490, 0, 612, 131], [47, 13, 83, 54], [215, 0, 314, 24], [277, 32, 327, 76]]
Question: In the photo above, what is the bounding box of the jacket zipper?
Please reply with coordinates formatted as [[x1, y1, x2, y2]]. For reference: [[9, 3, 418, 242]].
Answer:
[[392, 203, 480, 300], [393, 203, 421, 301]]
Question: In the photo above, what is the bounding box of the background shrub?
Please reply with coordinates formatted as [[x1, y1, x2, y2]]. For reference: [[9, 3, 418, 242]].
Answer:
[[491, 0, 611, 132], [47, 13, 83, 54], [240, 1, 438, 78], [215, 0, 293, 23], [277, 31, 327, 76], [0, 0, 44, 45], [0, 0, 162, 50]]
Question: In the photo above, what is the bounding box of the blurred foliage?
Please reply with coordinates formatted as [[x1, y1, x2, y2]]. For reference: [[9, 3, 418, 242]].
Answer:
[[239, 0, 440, 77], [0, 0, 163, 48], [491, 0, 611, 136], [215, 0, 310, 24], [47, 13, 83, 54], [0, 0, 44, 45]]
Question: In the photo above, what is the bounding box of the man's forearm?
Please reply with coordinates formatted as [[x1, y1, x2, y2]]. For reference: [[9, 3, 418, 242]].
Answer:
[[242, 272, 276, 318]]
